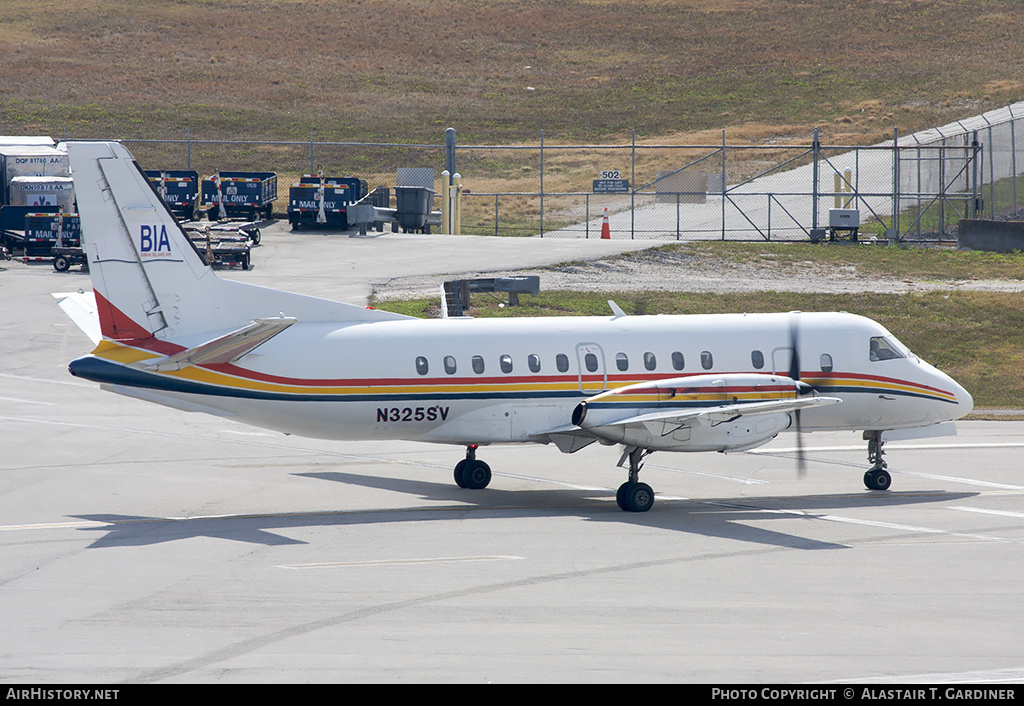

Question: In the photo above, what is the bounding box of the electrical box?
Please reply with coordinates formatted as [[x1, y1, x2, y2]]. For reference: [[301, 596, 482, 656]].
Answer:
[[829, 208, 860, 228]]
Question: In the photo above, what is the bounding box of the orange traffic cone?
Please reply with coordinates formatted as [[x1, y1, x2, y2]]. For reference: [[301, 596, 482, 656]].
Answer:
[[601, 208, 611, 239]]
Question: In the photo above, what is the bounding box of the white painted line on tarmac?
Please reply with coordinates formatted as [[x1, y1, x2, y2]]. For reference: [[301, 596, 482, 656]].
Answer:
[[752, 441, 1024, 455], [896, 471, 1024, 491], [279, 555, 523, 569], [0, 396, 56, 406], [950, 505, 1024, 520], [647, 463, 769, 485], [0, 519, 114, 532], [704, 501, 1014, 544], [0, 373, 94, 389]]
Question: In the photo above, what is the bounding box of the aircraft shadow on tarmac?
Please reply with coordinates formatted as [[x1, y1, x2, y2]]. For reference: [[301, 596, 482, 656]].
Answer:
[[70, 469, 979, 552]]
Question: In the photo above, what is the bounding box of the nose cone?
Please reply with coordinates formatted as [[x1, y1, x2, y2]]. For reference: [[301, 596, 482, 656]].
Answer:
[[952, 379, 974, 419], [930, 363, 973, 421]]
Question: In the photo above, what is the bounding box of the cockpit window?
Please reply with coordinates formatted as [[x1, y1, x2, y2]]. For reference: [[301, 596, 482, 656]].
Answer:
[[869, 336, 904, 361]]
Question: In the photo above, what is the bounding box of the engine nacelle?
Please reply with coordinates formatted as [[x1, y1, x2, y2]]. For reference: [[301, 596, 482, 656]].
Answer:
[[572, 373, 805, 452], [580, 410, 791, 452]]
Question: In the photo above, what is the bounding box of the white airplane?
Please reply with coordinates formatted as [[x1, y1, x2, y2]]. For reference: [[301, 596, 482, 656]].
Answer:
[[58, 142, 974, 512]]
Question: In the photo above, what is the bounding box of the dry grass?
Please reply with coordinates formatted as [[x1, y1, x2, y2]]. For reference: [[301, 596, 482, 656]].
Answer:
[[2, 0, 1023, 147]]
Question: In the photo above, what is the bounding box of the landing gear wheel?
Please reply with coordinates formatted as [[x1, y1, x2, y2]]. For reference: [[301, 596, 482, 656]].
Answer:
[[455, 459, 491, 490], [617, 482, 655, 513], [864, 469, 892, 491], [462, 460, 491, 489]]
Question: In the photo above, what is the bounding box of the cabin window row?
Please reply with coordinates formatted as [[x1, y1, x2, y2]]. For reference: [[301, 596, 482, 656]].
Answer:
[[415, 349, 836, 376], [414, 350, 715, 376]]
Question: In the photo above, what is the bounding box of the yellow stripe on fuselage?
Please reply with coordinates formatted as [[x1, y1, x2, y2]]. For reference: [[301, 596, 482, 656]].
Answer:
[[91, 340, 956, 404]]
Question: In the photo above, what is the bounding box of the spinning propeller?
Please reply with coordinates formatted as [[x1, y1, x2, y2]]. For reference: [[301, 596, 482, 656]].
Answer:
[[788, 312, 809, 478]]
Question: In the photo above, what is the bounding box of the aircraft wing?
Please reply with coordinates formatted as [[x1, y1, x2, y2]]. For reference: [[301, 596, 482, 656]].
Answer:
[[144, 317, 297, 372], [532, 394, 842, 451], [602, 395, 842, 437]]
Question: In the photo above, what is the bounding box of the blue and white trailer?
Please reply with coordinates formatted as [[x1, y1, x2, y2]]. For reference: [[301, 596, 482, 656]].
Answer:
[[145, 170, 200, 220], [201, 171, 277, 221], [287, 175, 366, 231]]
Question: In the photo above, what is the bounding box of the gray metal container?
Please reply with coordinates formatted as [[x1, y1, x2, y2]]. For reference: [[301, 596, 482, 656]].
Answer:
[[7, 176, 76, 211]]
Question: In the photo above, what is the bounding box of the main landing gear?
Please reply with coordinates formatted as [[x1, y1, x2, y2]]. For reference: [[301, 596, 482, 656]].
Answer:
[[616, 446, 655, 513], [863, 430, 892, 491], [454, 444, 492, 490]]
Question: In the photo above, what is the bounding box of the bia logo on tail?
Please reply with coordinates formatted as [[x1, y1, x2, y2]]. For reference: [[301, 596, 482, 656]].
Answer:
[[139, 225, 172, 257]]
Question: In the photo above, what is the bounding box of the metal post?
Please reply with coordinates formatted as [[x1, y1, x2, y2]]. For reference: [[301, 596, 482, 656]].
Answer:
[[721, 129, 726, 240], [445, 127, 456, 182], [855, 147, 861, 210], [676, 193, 680, 240], [187, 127, 191, 170], [495, 194, 499, 237], [631, 128, 636, 239], [812, 127, 820, 232], [988, 125, 995, 218], [1012, 115, 1018, 216], [453, 173, 462, 235], [310, 129, 314, 174], [916, 143, 922, 239], [441, 169, 450, 234], [539, 130, 544, 237], [892, 128, 900, 240], [971, 132, 980, 220], [939, 142, 946, 238]]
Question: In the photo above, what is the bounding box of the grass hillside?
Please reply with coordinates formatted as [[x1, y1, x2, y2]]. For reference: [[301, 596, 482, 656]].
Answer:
[[2, 0, 1023, 145]]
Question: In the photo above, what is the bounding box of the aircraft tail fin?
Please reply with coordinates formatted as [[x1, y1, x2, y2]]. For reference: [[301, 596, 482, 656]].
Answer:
[[67, 142, 408, 345]]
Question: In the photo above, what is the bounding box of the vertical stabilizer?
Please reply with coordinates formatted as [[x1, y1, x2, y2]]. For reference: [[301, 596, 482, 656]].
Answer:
[[69, 142, 214, 341], [68, 142, 411, 346]]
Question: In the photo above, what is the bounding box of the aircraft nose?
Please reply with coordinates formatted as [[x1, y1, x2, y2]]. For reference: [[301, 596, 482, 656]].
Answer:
[[954, 380, 974, 418], [926, 363, 973, 422]]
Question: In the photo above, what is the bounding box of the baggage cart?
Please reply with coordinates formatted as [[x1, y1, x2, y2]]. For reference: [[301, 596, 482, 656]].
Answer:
[[287, 175, 366, 230], [145, 170, 200, 220], [0, 207, 78, 259], [201, 171, 277, 221], [184, 226, 253, 270]]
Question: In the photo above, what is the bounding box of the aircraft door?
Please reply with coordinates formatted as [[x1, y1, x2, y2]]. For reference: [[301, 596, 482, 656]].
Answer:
[[771, 346, 796, 377], [575, 342, 607, 394]]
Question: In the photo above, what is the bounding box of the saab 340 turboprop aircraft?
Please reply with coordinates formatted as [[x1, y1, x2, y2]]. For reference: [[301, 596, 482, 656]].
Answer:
[[58, 142, 974, 512]]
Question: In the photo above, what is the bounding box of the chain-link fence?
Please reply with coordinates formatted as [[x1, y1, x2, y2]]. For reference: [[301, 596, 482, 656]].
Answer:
[[60, 101, 1022, 242]]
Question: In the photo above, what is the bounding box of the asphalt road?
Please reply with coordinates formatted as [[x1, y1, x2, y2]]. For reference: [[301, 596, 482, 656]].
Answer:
[[1, 223, 1022, 684]]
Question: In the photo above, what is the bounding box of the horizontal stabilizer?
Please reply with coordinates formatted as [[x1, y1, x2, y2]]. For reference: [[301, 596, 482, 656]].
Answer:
[[53, 291, 101, 345], [144, 317, 297, 372]]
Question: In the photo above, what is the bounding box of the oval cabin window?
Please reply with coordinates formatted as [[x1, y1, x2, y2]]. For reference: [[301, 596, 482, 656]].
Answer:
[[820, 353, 834, 373]]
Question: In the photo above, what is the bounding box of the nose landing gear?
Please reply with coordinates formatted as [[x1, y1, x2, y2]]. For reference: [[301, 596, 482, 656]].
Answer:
[[863, 431, 892, 490], [616, 446, 655, 513]]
